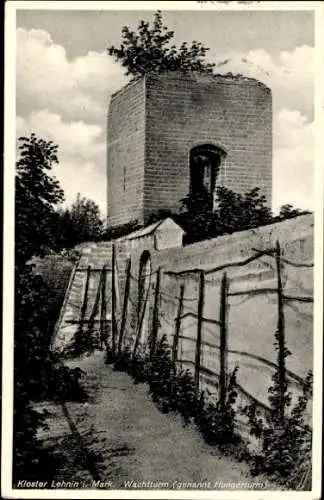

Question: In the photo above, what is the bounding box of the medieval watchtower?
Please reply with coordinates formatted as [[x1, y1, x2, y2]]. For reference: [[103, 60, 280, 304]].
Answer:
[[107, 71, 272, 227]]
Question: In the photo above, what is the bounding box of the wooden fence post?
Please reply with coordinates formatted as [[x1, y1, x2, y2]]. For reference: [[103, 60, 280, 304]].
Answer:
[[111, 243, 118, 358], [78, 265, 91, 336], [118, 258, 131, 356], [132, 271, 152, 360], [219, 272, 229, 409], [172, 284, 185, 363], [275, 239, 286, 427], [87, 268, 104, 348], [150, 267, 161, 359], [195, 270, 205, 394], [99, 265, 107, 350]]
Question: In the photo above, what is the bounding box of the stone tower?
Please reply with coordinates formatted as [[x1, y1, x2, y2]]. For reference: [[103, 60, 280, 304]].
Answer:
[[107, 71, 272, 228]]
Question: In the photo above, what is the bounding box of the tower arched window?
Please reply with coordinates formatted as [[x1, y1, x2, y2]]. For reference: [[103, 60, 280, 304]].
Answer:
[[189, 144, 226, 210]]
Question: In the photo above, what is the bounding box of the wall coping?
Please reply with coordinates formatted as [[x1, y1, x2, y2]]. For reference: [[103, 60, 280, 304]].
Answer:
[[152, 213, 314, 271], [185, 213, 313, 250]]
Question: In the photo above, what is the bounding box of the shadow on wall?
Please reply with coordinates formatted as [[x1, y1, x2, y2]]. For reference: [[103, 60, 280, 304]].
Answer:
[[123, 214, 313, 426]]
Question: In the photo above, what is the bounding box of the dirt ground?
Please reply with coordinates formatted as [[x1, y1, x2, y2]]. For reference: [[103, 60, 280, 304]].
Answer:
[[38, 350, 280, 491]]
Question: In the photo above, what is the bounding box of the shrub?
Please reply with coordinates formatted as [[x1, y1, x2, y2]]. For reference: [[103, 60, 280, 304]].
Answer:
[[241, 323, 313, 485], [113, 346, 132, 372], [243, 371, 313, 484], [13, 399, 50, 484], [45, 364, 88, 402], [14, 267, 90, 482], [198, 366, 241, 445], [116, 336, 241, 446], [172, 369, 200, 424], [105, 345, 117, 365], [147, 335, 177, 413], [113, 344, 151, 383], [131, 348, 151, 384]]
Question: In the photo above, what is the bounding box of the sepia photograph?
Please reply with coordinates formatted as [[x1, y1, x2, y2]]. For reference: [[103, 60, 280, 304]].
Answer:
[[2, 1, 323, 498]]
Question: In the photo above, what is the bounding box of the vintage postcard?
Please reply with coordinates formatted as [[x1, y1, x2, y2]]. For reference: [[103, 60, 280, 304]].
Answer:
[[2, 1, 323, 499]]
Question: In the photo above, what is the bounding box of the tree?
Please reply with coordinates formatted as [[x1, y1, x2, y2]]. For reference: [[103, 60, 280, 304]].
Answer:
[[15, 134, 64, 269], [215, 186, 273, 234], [180, 186, 273, 244], [107, 10, 215, 78], [180, 187, 215, 243], [14, 134, 87, 483], [58, 193, 103, 248], [102, 219, 142, 242], [14, 134, 64, 481], [277, 204, 307, 221], [179, 186, 310, 245]]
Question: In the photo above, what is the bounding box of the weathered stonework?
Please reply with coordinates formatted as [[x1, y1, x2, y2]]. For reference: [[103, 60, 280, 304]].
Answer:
[[107, 72, 272, 227]]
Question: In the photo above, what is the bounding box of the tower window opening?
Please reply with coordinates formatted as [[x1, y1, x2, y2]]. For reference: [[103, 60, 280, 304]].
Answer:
[[189, 144, 225, 210]]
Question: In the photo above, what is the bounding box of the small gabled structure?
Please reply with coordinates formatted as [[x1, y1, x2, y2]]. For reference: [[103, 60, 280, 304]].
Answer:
[[117, 217, 184, 251]]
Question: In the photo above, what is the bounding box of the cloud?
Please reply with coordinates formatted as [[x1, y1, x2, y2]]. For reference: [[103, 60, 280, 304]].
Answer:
[[16, 109, 105, 162], [16, 27, 129, 216], [273, 109, 313, 212], [16, 27, 128, 123], [215, 45, 314, 119], [17, 110, 107, 214]]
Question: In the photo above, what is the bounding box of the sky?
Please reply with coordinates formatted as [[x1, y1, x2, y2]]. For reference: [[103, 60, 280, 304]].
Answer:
[[16, 7, 314, 217]]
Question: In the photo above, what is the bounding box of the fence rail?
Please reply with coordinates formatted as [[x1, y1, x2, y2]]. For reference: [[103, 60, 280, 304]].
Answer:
[[69, 237, 312, 422]]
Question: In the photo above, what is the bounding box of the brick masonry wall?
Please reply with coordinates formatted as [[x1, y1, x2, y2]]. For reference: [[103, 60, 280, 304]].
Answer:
[[107, 72, 272, 226], [107, 78, 146, 227], [144, 72, 272, 221]]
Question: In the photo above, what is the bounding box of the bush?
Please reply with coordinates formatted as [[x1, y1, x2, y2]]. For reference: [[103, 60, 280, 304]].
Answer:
[[14, 135, 90, 483], [147, 335, 177, 413], [105, 345, 117, 365], [113, 346, 132, 372], [198, 366, 241, 445], [113, 344, 151, 382], [14, 267, 89, 482], [129, 346, 151, 384], [13, 399, 50, 484], [107, 10, 215, 78], [115, 336, 241, 447], [45, 364, 88, 402], [172, 369, 200, 424], [243, 371, 312, 484]]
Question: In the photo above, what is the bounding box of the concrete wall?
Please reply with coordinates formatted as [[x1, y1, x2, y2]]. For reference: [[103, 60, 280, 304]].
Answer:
[[107, 72, 272, 227], [126, 214, 313, 429]]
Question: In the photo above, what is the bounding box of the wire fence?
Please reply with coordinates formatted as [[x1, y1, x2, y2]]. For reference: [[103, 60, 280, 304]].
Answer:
[[60, 239, 313, 425]]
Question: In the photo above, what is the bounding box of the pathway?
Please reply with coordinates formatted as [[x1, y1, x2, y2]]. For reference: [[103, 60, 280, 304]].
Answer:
[[40, 350, 278, 491]]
